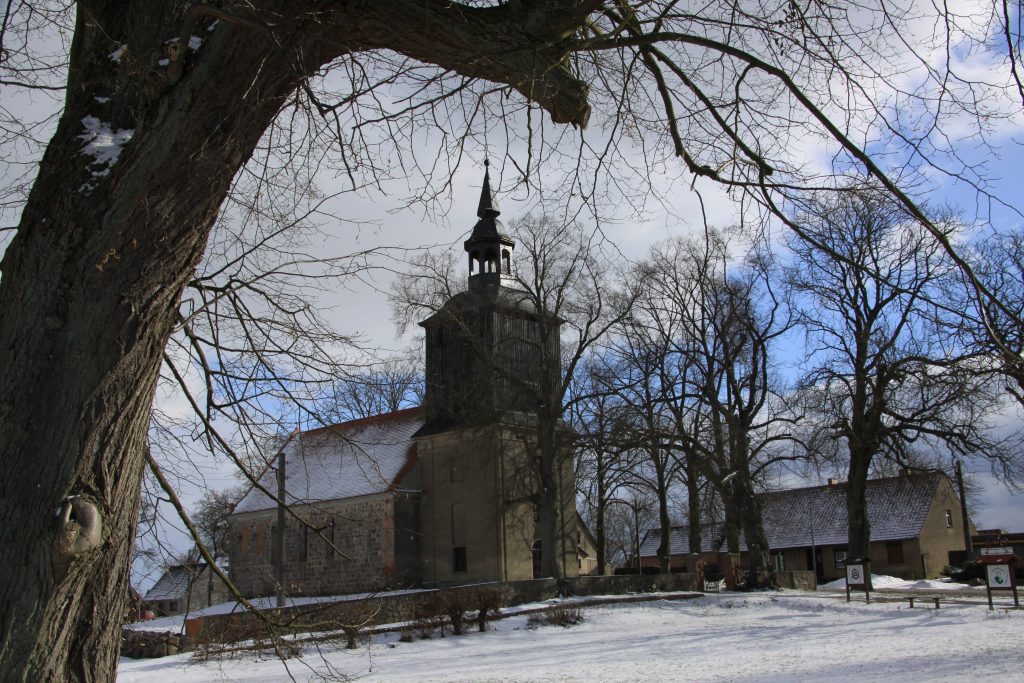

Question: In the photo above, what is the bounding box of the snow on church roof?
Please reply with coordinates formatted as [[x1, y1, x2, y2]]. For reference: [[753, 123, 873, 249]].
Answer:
[[232, 407, 424, 514]]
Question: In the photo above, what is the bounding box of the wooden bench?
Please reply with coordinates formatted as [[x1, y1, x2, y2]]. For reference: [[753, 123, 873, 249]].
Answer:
[[906, 596, 941, 609]]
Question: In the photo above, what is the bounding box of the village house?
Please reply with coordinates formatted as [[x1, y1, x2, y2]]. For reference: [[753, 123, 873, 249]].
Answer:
[[639, 472, 975, 582], [142, 561, 231, 617], [228, 169, 594, 598]]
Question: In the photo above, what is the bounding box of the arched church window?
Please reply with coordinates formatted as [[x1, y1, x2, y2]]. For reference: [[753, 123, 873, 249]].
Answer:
[[502, 249, 511, 273]]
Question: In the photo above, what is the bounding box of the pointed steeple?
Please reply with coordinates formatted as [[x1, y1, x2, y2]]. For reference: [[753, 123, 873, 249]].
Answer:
[[476, 158, 499, 220], [464, 159, 515, 287]]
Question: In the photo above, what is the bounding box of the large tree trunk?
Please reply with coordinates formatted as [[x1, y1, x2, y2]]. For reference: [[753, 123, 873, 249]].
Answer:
[[685, 456, 703, 558], [0, 2, 593, 679], [536, 418, 565, 580], [0, 7, 318, 679], [845, 368, 882, 592], [845, 442, 874, 590], [732, 474, 772, 588], [595, 457, 609, 574], [654, 452, 672, 574]]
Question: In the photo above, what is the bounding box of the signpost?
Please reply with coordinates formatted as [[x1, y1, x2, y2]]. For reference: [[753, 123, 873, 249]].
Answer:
[[845, 559, 870, 603], [979, 548, 1020, 610]]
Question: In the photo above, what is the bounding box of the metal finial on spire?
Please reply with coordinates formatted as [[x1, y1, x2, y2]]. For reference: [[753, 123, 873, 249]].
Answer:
[[476, 159, 499, 219]]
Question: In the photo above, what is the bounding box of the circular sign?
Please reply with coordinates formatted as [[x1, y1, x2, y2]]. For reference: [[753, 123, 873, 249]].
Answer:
[[987, 564, 1011, 588]]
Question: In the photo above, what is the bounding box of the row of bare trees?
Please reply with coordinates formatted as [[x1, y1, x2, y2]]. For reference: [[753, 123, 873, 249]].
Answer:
[[571, 188, 1021, 589]]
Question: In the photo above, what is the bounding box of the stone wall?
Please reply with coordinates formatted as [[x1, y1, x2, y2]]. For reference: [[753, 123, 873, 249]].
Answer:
[[773, 571, 816, 591], [121, 630, 196, 659], [229, 492, 419, 597], [183, 573, 702, 646]]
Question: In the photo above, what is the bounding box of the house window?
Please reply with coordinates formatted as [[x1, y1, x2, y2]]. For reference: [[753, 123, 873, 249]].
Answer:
[[834, 549, 848, 569], [452, 546, 468, 573], [886, 542, 905, 564], [945, 510, 954, 528], [771, 552, 784, 572], [169, 601, 177, 613]]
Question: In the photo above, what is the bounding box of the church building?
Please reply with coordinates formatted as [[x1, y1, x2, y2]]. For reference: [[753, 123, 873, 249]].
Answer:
[[228, 168, 592, 598]]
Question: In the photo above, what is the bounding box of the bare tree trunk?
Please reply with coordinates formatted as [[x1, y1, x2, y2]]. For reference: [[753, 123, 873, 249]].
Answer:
[[654, 453, 673, 574], [536, 420, 564, 580], [846, 442, 874, 590], [0, 2, 592, 678], [0, 9, 317, 678], [685, 456, 703, 557], [595, 460, 609, 574], [732, 474, 772, 588]]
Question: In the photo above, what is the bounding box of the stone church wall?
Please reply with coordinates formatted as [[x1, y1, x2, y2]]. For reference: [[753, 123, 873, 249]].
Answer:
[[229, 492, 420, 597]]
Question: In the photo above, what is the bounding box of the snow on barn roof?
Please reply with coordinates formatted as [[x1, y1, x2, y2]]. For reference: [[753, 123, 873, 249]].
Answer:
[[232, 407, 425, 514], [143, 564, 203, 602], [639, 472, 946, 557]]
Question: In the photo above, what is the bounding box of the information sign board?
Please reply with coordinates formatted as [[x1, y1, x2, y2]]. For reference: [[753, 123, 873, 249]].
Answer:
[[845, 562, 870, 603], [986, 564, 1011, 589]]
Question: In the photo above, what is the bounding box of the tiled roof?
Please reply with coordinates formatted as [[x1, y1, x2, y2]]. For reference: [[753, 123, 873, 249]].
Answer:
[[639, 524, 732, 558], [143, 565, 201, 602], [640, 473, 946, 558], [232, 407, 425, 514]]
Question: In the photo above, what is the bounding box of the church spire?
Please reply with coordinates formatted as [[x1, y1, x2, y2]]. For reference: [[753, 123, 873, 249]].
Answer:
[[476, 158, 499, 219], [464, 159, 515, 286]]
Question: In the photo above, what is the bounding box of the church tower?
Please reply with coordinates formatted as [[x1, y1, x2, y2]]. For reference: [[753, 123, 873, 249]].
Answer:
[[418, 161, 560, 433], [413, 164, 578, 586]]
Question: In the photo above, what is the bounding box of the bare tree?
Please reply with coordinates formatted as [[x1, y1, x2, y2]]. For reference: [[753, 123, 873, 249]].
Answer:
[[959, 230, 1024, 408], [623, 232, 798, 586], [786, 188, 1015, 588], [570, 361, 638, 575], [3, 1, 1024, 678], [601, 314, 687, 574], [322, 355, 424, 422]]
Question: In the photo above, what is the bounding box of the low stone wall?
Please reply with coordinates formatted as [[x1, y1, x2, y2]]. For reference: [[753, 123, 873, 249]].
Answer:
[[774, 571, 816, 591], [568, 572, 700, 595], [121, 630, 196, 659], [124, 573, 703, 658]]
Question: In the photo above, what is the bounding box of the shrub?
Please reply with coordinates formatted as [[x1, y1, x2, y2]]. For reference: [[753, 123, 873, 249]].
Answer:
[[527, 605, 584, 629]]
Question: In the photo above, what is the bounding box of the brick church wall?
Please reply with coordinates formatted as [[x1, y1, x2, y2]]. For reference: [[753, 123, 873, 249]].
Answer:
[[229, 492, 421, 597]]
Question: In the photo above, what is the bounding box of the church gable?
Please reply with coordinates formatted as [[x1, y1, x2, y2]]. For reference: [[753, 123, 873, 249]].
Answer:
[[233, 407, 424, 514]]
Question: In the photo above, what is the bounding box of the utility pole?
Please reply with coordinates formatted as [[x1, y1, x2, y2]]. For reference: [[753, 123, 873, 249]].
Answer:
[[275, 449, 287, 608], [955, 459, 974, 562]]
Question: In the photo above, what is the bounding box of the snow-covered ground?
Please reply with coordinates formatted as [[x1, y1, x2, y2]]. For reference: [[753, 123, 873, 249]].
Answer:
[[119, 588, 1021, 682], [817, 574, 983, 591]]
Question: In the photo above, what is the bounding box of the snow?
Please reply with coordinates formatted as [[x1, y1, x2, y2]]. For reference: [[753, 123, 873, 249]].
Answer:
[[119, 590, 1022, 682], [188, 35, 203, 50], [818, 574, 981, 591], [109, 44, 126, 62], [127, 588, 430, 633], [79, 116, 133, 176]]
